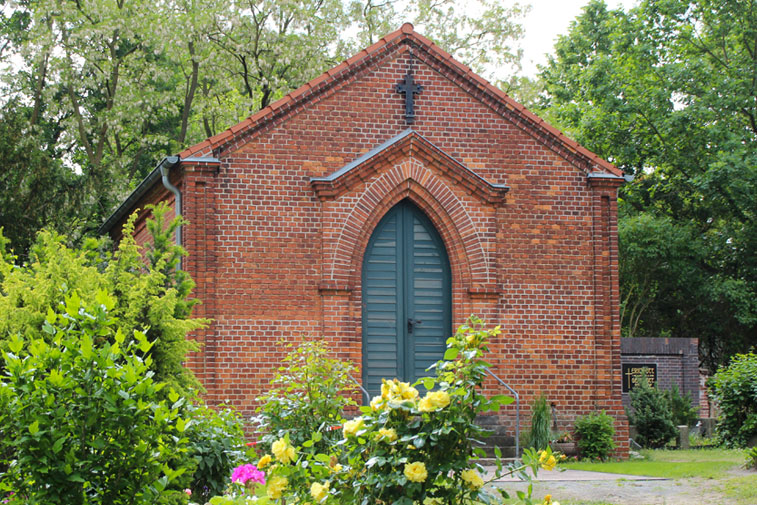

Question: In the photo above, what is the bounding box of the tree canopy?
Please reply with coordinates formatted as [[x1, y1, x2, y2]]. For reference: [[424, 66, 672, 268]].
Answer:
[[539, 0, 757, 370], [0, 0, 528, 255]]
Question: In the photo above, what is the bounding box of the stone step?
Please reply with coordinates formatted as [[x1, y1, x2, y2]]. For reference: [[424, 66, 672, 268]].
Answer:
[[472, 457, 520, 466], [475, 444, 518, 458]]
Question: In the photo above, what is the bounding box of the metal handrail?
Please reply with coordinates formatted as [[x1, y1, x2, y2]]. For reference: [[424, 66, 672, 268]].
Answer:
[[485, 368, 520, 458], [348, 372, 371, 405]]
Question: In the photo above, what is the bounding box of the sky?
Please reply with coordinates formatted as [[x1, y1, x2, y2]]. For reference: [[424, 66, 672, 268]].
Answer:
[[518, 0, 638, 76]]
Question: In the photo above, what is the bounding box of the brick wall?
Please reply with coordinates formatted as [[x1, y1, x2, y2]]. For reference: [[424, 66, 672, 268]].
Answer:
[[620, 337, 701, 416], [109, 32, 628, 455]]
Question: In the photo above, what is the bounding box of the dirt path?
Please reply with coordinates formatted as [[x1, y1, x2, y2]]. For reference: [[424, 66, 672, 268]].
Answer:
[[485, 467, 752, 505]]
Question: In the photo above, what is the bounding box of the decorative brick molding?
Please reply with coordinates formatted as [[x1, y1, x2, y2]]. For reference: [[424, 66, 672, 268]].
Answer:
[[317, 152, 501, 296]]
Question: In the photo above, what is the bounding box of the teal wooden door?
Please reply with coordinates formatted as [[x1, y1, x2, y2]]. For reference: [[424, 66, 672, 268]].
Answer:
[[362, 200, 451, 398]]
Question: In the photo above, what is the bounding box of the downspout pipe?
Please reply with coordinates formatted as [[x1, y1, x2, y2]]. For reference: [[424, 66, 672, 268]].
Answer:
[[159, 155, 182, 265]]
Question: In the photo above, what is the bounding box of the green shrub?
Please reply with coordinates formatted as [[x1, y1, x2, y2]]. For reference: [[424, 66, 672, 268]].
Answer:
[[0, 203, 207, 396], [627, 369, 677, 448], [183, 404, 249, 503], [664, 384, 698, 427], [574, 411, 616, 460], [0, 293, 187, 504], [744, 447, 757, 470], [710, 352, 757, 448], [253, 339, 358, 451], [222, 317, 549, 505], [527, 393, 552, 451]]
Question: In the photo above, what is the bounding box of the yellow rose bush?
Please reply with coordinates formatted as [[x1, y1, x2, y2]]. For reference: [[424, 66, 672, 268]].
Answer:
[[207, 317, 560, 505]]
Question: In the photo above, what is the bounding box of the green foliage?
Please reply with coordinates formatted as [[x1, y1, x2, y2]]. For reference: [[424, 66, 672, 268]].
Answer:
[[710, 352, 757, 447], [538, 0, 757, 370], [0, 293, 188, 504], [627, 370, 677, 449], [527, 393, 552, 451], [183, 404, 249, 504], [0, 0, 529, 255], [221, 317, 546, 505], [574, 411, 616, 461], [0, 102, 83, 258], [253, 339, 358, 451], [0, 203, 207, 396], [664, 385, 698, 427], [744, 447, 757, 470]]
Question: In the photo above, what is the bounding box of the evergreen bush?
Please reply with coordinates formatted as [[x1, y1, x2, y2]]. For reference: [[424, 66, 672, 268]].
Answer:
[[710, 352, 757, 447], [0, 203, 207, 396], [627, 369, 677, 448], [664, 384, 698, 427], [574, 411, 616, 460]]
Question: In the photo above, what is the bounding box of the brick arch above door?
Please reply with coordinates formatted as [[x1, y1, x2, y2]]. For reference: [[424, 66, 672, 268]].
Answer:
[[317, 157, 499, 298]]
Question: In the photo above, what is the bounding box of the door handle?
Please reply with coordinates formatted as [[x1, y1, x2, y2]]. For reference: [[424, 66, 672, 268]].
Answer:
[[407, 318, 422, 333]]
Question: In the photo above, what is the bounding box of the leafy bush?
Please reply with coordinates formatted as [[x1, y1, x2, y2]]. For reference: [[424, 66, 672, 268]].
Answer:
[[527, 393, 552, 451], [627, 369, 677, 448], [232, 317, 552, 505], [664, 384, 698, 427], [252, 339, 358, 451], [710, 352, 757, 447], [744, 447, 757, 470], [574, 411, 616, 460], [0, 203, 207, 396], [183, 404, 249, 504], [0, 293, 188, 504]]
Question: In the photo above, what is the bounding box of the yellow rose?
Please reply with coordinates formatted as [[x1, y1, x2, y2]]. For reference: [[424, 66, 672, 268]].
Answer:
[[272, 438, 296, 464], [404, 461, 428, 483], [331, 463, 343, 473], [310, 481, 329, 502], [370, 395, 384, 410], [257, 454, 272, 469], [418, 396, 434, 412], [342, 418, 364, 437], [418, 391, 451, 412], [266, 475, 288, 500], [381, 379, 392, 399], [538, 452, 557, 471], [377, 428, 398, 442], [397, 381, 419, 400], [460, 469, 484, 490]]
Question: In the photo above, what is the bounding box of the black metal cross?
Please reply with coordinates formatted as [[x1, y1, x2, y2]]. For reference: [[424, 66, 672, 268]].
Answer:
[[396, 71, 422, 124]]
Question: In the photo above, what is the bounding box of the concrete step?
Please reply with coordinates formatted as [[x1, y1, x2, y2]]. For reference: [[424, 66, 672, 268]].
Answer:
[[472, 457, 520, 466]]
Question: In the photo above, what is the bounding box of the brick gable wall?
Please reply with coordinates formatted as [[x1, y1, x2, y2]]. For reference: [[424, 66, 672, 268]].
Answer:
[[111, 42, 628, 455]]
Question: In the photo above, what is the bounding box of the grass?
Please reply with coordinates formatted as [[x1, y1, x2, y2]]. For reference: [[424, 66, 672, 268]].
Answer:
[[561, 448, 743, 479]]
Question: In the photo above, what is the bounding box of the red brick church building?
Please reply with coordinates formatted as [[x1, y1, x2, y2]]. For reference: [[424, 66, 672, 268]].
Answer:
[[102, 24, 629, 453]]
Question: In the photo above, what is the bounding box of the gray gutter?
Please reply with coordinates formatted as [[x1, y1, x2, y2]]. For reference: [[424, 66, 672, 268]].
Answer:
[[587, 171, 631, 182], [97, 155, 219, 236], [159, 156, 182, 249]]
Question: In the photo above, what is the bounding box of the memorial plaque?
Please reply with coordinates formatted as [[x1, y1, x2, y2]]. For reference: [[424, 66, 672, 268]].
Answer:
[[622, 363, 657, 392]]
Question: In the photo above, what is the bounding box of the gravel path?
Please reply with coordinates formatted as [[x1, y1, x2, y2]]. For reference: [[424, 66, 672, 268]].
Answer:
[[483, 467, 750, 505]]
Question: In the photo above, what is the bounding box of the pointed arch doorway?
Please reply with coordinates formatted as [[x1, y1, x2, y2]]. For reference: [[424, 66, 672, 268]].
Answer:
[[361, 199, 452, 398]]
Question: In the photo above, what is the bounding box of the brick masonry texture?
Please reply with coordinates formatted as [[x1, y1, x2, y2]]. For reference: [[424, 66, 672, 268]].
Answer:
[[620, 337, 702, 416], [108, 25, 629, 455]]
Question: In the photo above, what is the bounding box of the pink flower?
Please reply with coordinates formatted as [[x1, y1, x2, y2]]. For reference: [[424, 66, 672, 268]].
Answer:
[[184, 489, 192, 496], [231, 464, 266, 486]]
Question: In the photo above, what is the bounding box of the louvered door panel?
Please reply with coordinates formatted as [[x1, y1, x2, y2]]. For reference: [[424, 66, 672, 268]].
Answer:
[[362, 200, 451, 399]]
